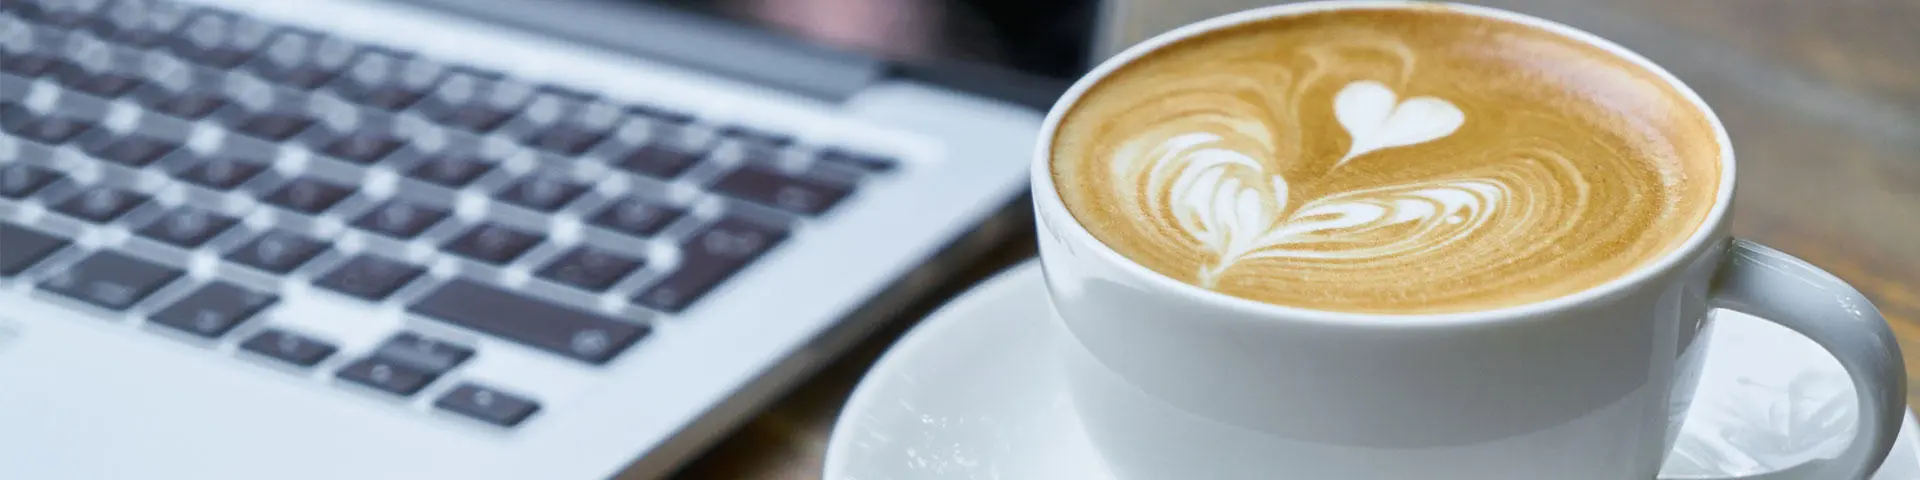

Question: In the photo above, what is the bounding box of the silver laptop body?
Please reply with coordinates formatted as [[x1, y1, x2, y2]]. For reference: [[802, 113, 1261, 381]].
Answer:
[[0, 0, 1102, 477]]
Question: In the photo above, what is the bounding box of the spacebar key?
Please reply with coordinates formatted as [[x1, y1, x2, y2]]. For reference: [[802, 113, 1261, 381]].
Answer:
[[408, 279, 648, 365]]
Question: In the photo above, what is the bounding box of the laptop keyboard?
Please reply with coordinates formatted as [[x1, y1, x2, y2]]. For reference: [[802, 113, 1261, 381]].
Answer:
[[0, 0, 899, 429]]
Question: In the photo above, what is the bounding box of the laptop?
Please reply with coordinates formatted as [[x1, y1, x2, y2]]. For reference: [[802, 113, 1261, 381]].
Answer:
[[0, 0, 1105, 478]]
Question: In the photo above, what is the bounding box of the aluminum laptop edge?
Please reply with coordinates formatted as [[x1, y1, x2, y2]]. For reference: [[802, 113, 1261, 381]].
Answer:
[[0, 0, 1105, 478]]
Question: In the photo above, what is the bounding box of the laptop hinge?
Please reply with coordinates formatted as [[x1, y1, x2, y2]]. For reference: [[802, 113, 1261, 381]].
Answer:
[[382, 0, 883, 102]]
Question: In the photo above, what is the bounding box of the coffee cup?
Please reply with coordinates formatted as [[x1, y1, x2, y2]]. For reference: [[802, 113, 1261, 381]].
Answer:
[[1031, 2, 1905, 478]]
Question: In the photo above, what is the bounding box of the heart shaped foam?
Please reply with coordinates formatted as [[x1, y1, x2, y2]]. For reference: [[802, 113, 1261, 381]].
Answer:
[[1334, 80, 1466, 166]]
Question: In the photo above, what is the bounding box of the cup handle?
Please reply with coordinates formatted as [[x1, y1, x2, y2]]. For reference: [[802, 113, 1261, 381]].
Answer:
[[1688, 239, 1907, 479]]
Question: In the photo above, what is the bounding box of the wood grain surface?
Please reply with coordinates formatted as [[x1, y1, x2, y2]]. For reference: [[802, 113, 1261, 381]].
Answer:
[[671, 1, 1920, 478]]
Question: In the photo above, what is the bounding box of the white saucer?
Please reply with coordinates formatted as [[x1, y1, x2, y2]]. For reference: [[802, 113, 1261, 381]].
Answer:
[[824, 261, 1920, 479]]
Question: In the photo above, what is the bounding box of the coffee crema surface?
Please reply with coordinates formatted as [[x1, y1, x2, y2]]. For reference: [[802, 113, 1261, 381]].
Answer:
[[1050, 7, 1720, 314]]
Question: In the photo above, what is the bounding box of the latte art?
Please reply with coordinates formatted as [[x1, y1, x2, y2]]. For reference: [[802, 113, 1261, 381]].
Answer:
[[1052, 8, 1719, 313], [1333, 81, 1464, 166], [1163, 80, 1490, 286]]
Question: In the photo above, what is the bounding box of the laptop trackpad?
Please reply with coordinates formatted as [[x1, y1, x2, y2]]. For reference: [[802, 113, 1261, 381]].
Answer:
[[0, 308, 498, 479]]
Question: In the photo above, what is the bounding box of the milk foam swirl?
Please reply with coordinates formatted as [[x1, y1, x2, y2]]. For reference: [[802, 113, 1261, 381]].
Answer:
[[1156, 80, 1496, 286], [1051, 9, 1719, 313]]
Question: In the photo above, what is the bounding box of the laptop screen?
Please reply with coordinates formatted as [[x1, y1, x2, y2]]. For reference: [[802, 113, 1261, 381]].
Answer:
[[632, 0, 1102, 80]]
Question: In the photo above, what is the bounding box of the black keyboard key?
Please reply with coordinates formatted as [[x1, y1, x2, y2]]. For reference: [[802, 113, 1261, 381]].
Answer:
[[100, 1, 194, 49], [817, 147, 898, 173], [355, 85, 431, 112], [334, 49, 442, 111], [8, 1, 47, 23], [44, 32, 130, 89], [259, 66, 346, 92], [711, 165, 853, 215], [437, 103, 516, 133], [136, 207, 238, 248], [420, 67, 522, 118], [588, 198, 684, 238], [716, 125, 793, 147], [150, 92, 229, 119], [351, 201, 448, 239], [179, 46, 257, 70], [226, 229, 328, 274], [86, 135, 179, 167], [538, 247, 642, 292], [20, 1, 100, 28], [613, 145, 703, 179], [52, 187, 149, 223], [0, 50, 68, 78], [173, 157, 267, 190], [633, 217, 787, 313], [5, 0, 47, 19], [532, 85, 596, 104], [166, 11, 273, 68], [14, 115, 95, 144], [436, 383, 540, 427], [40, 27, 108, 75], [240, 329, 337, 368], [233, 112, 315, 141], [432, 65, 499, 83], [125, 53, 201, 96], [520, 94, 621, 155], [0, 104, 23, 127], [625, 104, 695, 125], [0, 222, 70, 277], [336, 357, 436, 397], [524, 125, 609, 156], [251, 29, 357, 90], [314, 254, 424, 302], [495, 174, 587, 212], [406, 155, 493, 188], [64, 71, 145, 98], [1, 106, 95, 145], [262, 176, 352, 214], [75, 0, 138, 37], [421, 69, 530, 133], [42, 57, 94, 86], [38, 250, 183, 310], [369, 332, 473, 375], [442, 224, 541, 265], [149, 281, 279, 339], [318, 131, 405, 165], [409, 279, 647, 365], [0, 163, 63, 199]]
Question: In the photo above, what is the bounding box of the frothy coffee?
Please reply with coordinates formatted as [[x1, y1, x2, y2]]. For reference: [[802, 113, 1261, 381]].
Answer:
[[1050, 7, 1720, 314]]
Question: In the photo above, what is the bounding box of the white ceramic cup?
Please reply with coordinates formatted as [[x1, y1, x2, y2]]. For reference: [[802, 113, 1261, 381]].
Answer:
[[1031, 2, 1907, 479]]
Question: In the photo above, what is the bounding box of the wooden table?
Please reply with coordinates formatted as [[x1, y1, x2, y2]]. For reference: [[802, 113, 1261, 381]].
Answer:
[[673, 1, 1920, 478]]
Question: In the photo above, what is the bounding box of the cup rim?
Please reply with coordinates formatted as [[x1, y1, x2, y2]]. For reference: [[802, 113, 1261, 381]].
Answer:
[[1030, 0, 1738, 327]]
